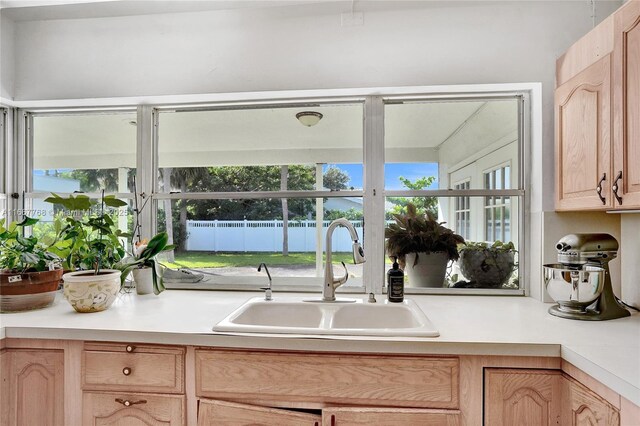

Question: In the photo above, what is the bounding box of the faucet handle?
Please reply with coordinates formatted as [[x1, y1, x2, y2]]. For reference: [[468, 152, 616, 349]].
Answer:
[[333, 261, 349, 287]]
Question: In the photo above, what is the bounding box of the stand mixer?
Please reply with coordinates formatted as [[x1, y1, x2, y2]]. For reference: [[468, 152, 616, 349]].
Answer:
[[543, 233, 630, 321]]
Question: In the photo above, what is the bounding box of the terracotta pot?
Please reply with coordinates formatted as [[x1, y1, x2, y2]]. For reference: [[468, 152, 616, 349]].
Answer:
[[62, 269, 120, 313], [0, 268, 64, 312]]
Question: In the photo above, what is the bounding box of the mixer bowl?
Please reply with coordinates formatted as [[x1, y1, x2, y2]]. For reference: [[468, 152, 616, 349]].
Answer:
[[543, 264, 605, 313]]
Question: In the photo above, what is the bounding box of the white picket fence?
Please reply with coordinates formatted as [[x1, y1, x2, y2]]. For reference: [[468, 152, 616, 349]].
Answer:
[[185, 220, 364, 252]]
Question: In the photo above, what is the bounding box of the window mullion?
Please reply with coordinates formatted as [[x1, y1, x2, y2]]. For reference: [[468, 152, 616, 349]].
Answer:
[[363, 96, 385, 295], [137, 105, 155, 241]]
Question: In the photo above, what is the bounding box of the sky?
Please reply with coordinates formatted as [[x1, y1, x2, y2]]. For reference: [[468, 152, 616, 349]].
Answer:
[[325, 163, 439, 190]]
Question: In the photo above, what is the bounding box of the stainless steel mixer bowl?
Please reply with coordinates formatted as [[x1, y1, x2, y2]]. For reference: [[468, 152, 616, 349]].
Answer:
[[543, 264, 605, 313]]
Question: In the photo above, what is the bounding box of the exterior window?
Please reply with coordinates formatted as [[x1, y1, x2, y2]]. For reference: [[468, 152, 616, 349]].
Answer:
[[14, 87, 527, 295], [484, 165, 511, 242], [155, 103, 365, 289], [454, 181, 471, 240]]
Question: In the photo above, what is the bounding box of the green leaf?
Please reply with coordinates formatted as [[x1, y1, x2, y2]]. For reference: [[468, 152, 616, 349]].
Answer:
[[16, 216, 39, 227], [103, 196, 128, 208]]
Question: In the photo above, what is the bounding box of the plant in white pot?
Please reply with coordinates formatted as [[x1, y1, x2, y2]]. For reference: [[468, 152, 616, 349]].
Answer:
[[117, 232, 175, 295], [385, 203, 465, 288], [45, 193, 129, 313]]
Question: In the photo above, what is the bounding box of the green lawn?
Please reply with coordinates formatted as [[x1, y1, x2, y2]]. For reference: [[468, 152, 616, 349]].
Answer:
[[162, 252, 355, 269]]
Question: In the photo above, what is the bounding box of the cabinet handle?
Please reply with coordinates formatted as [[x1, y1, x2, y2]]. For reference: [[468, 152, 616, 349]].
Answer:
[[596, 173, 606, 204], [125, 345, 135, 353], [115, 398, 147, 407], [331, 414, 336, 426], [612, 171, 623, 205], [122, 367, 132, 376]]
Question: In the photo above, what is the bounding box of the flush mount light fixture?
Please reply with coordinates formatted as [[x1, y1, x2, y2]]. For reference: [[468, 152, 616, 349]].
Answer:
[[296, 111, 323, 127]]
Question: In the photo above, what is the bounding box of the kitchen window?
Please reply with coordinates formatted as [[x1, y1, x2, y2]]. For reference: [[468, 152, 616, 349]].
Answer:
[[0, 108, 7, 224], [14, 86, 528, 296]]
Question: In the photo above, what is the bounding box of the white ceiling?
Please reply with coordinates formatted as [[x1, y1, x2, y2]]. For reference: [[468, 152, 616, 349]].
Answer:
[[32, 99, 517, 169]]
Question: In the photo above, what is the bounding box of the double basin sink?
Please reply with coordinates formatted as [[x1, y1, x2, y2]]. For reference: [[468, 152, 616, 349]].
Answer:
[[213, 296, 439, 337]]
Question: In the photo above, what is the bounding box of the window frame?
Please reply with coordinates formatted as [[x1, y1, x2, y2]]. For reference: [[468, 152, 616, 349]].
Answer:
[[12, 85, 532, 296]]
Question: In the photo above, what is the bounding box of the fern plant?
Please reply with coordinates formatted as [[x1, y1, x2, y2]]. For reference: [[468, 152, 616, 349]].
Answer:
[[385, 203, 464, 267]]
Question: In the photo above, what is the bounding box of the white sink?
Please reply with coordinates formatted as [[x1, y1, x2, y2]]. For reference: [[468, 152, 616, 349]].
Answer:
[[213, 297, 439, 337]]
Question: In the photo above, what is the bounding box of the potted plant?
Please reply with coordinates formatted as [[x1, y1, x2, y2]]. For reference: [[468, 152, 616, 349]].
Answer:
[[0, 217, 63, 312], [45, 193, 129, 313], [457, 240, 516, 288], [385, 203, 465, 287], [117, 232, 175, 295]]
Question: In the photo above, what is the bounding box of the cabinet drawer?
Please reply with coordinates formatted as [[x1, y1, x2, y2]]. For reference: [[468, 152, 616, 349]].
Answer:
[[195, 350, 459, 409], [83, 342, 184, 393], [83, 391, 185, 425]]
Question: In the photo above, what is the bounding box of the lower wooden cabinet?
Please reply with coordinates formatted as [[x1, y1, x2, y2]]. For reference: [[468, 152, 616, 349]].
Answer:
[[197, 399, 321, 426], [0, 349, 64, 426], [196, 399, 460, 426], [485, 368, 564, 426], [485, 368, 621, 426], [566, 376, 620, 426], [83, 392, 185, 425], [322, 407, 461, 426]]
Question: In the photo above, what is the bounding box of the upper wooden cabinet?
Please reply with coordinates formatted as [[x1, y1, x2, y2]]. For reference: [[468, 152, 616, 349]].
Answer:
[[556, 55, 612, 210], [556, 0, 640, 210], [613, 0, 640, 208]]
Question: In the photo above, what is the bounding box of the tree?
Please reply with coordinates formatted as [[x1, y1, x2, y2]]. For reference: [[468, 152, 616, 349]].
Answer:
[[323, 166, 350, 190], [387, 176, 438, 219]]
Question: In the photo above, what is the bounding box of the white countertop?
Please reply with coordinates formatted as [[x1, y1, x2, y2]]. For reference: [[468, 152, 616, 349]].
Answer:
[[1, 290, 639, 405]]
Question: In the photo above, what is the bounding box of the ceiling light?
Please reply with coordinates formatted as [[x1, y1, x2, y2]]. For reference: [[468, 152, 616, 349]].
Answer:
[[296, 111, 323, 127]]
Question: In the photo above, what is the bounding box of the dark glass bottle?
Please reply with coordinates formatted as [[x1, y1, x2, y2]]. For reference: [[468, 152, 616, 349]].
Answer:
[[387, 256, 404, 303]]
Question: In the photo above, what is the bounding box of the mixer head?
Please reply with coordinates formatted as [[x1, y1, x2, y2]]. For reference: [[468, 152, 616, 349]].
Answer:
[[555, 233, 618, 266]]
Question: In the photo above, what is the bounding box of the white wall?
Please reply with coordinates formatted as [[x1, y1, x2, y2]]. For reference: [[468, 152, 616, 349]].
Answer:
[[0, 15, 15, 100], [5, 1, 621, 210]]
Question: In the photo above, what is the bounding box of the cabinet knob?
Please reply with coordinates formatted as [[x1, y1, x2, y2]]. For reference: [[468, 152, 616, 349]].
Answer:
[[612, 171, 623, 205], [122, 367, 132, 376], [125, 345, 135, 353], [115, 398, 147, 407]]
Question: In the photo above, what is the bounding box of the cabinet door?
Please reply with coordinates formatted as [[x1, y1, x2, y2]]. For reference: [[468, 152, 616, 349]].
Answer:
[[485, 368, 563, 426], [82, 392, 184, 426], [555, 55, 612, 210], [322, 407, 460, 426], [565, 376, 620, 426], [0, 349, 64, 426], [613, 0, 640, 208], [197, 399, 321, 426]]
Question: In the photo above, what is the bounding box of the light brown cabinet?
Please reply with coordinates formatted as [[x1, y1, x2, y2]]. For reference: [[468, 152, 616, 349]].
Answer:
[[0, 349, 65, 426], [555, 55, 612, 210], [195, 349, 459, 409], [195, 399, 460, 426], [484, 368, 564, 426], [556, 0, 640, 211], [322, 407, 461, 426], [485, 368, 621, 426], [197, 399, 321, 426], [2, 339, 639, 426], [613, 0, 640, 208], [81, 342, 187, 426], [83, 391, 185, 425]]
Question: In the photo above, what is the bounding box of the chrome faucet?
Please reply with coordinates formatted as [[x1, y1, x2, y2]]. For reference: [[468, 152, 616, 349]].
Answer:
[[258, 263, 272, 301], [322, 218, 366, 302]]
